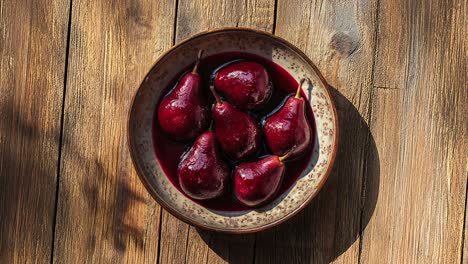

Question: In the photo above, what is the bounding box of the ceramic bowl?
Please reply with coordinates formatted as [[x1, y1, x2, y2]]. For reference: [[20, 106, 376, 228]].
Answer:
[[128, 28, 338, 233]]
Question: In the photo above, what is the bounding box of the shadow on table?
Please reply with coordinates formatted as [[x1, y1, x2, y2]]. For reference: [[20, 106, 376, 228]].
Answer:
[[0, 98, 148, 259], [197, 86, 380, 263], [0, 100, 66, 260]]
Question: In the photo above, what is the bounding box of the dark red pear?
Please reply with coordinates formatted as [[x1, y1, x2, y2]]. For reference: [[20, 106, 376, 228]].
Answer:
[[210, 85, 262, 161], [214, 61, 272, 110], [177, 131, 230, 200], [233, 154, 289, 207], [158, 50, 210, 141], [264, 78, 312, 158]]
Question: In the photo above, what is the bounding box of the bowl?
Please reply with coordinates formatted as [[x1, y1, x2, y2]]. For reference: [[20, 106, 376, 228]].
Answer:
[[128, 28, 338, 233]]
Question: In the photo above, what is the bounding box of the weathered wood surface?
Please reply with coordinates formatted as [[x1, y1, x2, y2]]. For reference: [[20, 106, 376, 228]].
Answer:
[[360, 0, 468, 263], [0, 0, 466, 263], [52, 0, 175, 263], [0, 0, 70, 263]]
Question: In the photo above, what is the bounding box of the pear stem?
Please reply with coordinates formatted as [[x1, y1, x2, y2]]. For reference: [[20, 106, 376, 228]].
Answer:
[[295, 78, 307, 98], [210, 85, 223, 105], [192, 50, 204, 74], [278, 152, 291, 162]]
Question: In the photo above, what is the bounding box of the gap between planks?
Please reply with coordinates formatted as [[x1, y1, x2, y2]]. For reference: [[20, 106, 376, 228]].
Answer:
[[50, 0, 74, 263]]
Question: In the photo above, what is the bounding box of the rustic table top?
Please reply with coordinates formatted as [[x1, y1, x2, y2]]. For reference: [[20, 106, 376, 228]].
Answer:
[[1, 0, 467, 263]]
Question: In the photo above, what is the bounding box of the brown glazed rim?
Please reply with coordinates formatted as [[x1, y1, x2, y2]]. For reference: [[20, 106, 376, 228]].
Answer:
[[127, 27, 339, 234]]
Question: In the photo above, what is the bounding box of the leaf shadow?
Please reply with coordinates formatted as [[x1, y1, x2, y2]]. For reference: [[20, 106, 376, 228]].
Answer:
[[0, 100, 60, 260], [79, 157, 147, 253]]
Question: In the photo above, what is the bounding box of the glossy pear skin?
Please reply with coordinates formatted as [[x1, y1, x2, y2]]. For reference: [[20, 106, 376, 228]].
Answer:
[[214, 61, 272, 110], [234, 156, 285, 207], [158, 73, 210, 141], [264, 96, 312, 158], [177, 132, 230, 200], [213, 101, 262, 160]]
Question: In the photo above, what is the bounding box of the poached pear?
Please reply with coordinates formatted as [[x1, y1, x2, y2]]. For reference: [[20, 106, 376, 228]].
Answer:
[[210, 85, 262, 161], [177, 131, 230, 200], [214, 61, 272, 110], [264, 78, 312, 158], [158, 50, 210, 141], [233, 154, 289, 207]]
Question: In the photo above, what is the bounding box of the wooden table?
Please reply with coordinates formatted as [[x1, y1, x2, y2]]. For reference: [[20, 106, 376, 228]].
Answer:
[[0, 0, 466, 263]]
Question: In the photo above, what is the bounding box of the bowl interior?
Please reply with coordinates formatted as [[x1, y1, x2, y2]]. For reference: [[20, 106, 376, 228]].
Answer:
[[128, 29, 337, 233]]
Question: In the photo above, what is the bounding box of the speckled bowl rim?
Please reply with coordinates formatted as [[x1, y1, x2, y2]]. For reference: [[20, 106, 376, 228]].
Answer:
[[128, 27, 339, 234]]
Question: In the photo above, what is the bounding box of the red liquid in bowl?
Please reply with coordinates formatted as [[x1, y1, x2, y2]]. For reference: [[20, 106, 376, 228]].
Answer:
[[153, 52, 315, 212]]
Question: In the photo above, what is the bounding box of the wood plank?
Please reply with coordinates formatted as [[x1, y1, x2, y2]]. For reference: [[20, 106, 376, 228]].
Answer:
[[204, 231, 256, 264], [0, 0, 70, 263], [158, 212, 189, 264], [52, 0, 175, 262], [175, 0, 275, 41], [184, 227, 210, 263], [464, 195, 468, 264], [253, 0, 379, 263], [360, 0, 468, 263], [158, 1, 275, 263]]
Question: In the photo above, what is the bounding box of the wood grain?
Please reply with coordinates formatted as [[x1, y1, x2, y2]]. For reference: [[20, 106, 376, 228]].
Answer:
[[360, 0, 468, 263], [157, 1, 275, 263], [253, 0, 379, 263], [175, 0, 275, 41], [0, 0, 70, 263], [52, 0, 175, 262], [464, 195, 468, 264], [184, 227, 210, 263]]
